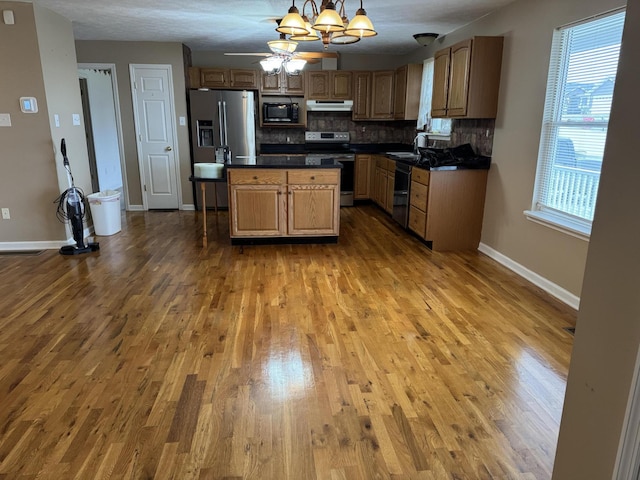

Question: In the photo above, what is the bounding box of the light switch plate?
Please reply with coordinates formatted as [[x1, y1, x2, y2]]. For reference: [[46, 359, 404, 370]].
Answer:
[[72, 113, 81, 126], [0, 113, 11, 127], [54, 114, 60, 127], [179, 116, 186, 126]]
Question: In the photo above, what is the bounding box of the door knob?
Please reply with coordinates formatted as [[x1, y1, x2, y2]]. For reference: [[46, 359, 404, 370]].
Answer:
[[165, 146, 172, 151]]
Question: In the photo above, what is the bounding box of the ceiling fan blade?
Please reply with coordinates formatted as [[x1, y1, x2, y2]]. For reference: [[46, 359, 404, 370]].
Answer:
[[224, 52, 271, 57], [294, 52, 340, 60]]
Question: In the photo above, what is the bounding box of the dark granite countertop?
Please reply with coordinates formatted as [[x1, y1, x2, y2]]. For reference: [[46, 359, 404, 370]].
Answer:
[[225, 155, 343, 168]]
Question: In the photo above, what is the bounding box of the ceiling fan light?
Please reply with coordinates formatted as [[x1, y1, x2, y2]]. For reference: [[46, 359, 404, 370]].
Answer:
[[260, 56, 284, 74], [290, 16, 320, 41], [413, 33, 439, 46], [276, 5, 309, 36], [344, 8, 377, 38], [312, 2, 345, 33], [285, 58, 307, 74], [268, 38, 298, 54]]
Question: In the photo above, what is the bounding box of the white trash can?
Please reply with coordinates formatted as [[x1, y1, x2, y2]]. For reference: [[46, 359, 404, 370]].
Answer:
[[87, 190, 122, 236]]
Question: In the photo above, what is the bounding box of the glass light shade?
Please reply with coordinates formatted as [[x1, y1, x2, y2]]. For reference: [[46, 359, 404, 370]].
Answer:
[[344, 9, 377, 37], [284, 58, 307, 74], [260, 56, 284, 73], [268, 38, 298, 54], [276, 8, 309, 36], [290, 17, 320, 41], [312, 3, 345, 33], [330, 31, 360, 44]]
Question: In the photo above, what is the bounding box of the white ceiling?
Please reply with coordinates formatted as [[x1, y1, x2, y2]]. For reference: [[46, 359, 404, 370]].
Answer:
[[31, 0, 515, 55]]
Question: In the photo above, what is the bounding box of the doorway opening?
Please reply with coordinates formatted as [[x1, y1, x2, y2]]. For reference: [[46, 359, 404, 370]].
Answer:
[[77, 64, 128, 210]]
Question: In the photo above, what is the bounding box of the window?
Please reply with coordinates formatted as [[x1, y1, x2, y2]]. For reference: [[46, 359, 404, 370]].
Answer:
[[526, 9, 625, 238], [417, 57, 452, 138]]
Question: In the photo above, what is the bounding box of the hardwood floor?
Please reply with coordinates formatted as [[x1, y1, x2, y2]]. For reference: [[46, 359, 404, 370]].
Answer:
[[0, 205, 576, 479]]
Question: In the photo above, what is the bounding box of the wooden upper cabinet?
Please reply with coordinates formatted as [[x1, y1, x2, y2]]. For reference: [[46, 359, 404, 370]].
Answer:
[[307, 71, 353, 100], [196, 68, 258, 90], [394, 64, 423, 120], [370, 70, 394, 120], [188, 67, 201, 89], [431, 49, 451, 117], [200, 68, 229, 88], [230, 69, 258, 89], [432, 36, 504, 119], [447, 39, 472, 116], [331, 71, 352, 99], [284, 73, 305, 95], [261, 71, 305, 96], [307, 71, 331, 99], [352, 71, 371, 120]]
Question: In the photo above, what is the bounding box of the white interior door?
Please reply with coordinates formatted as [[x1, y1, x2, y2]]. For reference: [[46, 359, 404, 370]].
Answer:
[[130, 65, 180, 209]]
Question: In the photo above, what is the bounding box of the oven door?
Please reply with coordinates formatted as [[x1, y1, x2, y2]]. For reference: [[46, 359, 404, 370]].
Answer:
[[392, 161, 411, 228], [305, 154, 354, 207], [334, 155, 355, 207]]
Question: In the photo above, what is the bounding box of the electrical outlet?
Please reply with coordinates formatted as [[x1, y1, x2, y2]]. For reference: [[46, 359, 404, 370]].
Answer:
[[1, 208, 10, 220]]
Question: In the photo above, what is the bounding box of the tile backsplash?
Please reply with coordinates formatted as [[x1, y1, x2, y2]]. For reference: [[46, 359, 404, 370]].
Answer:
[[257, 112, 416, 147], [257, 112, 496, 156]]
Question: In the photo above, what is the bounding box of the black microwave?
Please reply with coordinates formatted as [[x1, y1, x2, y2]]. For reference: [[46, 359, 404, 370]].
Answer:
[[263, 102, 299, 123]]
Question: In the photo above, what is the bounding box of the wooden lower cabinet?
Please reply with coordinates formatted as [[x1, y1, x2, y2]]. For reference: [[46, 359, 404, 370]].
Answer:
[[228, 168, 340, 238], [354, 154, 371, 199], [408, 167, 488, 251], [371, 155, 395, 212]]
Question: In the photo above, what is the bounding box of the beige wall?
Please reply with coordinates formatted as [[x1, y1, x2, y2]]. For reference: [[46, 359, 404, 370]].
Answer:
[[75, 41, 190, 207], [552, 0, 640, 475], [34, 4, 92, 206], [0, 2, 72, 243], [405, 0, 624, 297]]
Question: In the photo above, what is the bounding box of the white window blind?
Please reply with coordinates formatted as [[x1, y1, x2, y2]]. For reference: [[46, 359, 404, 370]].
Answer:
[[529, 9, 625, 235], [417, 58, 451, 136]]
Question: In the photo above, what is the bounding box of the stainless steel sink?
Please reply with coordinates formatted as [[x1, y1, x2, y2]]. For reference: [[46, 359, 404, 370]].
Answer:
[[385, 151, 420, 160]]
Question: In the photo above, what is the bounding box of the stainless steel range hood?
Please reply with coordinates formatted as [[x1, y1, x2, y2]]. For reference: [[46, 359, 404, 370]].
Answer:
[[306, 100, 354, 112]]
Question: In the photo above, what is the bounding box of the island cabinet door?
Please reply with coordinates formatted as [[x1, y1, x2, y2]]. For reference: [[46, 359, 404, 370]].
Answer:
[[229, 185, 286, 236], [287, 184, 340, 236]]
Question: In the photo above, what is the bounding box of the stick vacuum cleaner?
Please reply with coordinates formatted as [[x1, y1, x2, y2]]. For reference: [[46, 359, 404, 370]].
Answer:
[[55, 138, 99, 255]]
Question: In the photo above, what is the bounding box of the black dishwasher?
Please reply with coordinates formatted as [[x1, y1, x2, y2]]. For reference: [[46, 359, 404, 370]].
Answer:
[[392, 161, 412, 228]]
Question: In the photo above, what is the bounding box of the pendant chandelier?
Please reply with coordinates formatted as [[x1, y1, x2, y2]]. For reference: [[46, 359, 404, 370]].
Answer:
[[276, 0, 377, 49]]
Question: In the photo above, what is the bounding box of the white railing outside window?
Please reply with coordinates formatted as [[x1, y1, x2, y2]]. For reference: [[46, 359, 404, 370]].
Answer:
[[526, 8, 625, 238]]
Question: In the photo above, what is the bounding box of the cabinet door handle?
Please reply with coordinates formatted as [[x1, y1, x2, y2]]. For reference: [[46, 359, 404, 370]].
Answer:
[[253, 176, 258, 180], [310, 176, 315, 180], [288, 191, 292, 195]]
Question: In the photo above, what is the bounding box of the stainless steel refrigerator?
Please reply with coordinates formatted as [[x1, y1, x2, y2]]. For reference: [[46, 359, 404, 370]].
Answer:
[[189, 89, 256, 209]]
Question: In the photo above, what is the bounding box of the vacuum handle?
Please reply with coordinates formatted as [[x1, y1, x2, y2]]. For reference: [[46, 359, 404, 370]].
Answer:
[[61, 138, 69, 166]]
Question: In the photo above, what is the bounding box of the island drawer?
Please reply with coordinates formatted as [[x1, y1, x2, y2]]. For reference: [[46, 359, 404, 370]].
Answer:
[[410, 181, 428, 209], [288, 170, 339, 185], [412, 168, 430, 185], [228, 169, 286, 185]]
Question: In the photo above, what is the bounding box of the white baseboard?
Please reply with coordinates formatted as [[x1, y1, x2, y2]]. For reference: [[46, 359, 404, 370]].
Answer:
[[0, 240, 68, 251], [182, 204, 195, 211], [128, 205, 145, 211], [478, 242, 580, 310], [1, 226, 95, 251]]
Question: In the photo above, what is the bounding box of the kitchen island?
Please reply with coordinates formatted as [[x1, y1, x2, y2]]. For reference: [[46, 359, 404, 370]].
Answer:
[[226, 156, 342, 244]]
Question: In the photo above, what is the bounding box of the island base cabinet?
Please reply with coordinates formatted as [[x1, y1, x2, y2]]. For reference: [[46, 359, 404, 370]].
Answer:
[[288, 185, 340, 235], [229, 185, 285, 237], [228, 168, 340, 239]]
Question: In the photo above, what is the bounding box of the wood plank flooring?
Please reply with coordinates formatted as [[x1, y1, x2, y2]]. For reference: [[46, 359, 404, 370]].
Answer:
[[0, 205, 576, 479]]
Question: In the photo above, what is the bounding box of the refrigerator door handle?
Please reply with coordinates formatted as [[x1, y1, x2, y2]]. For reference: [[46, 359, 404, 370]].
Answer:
[[222, 101, 229, 146], [217, 101, 224, 146]]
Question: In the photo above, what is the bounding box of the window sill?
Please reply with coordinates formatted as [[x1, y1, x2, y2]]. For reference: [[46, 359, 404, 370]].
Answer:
[[524, 209, 591, 241], [425, 133, 451, 141]]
